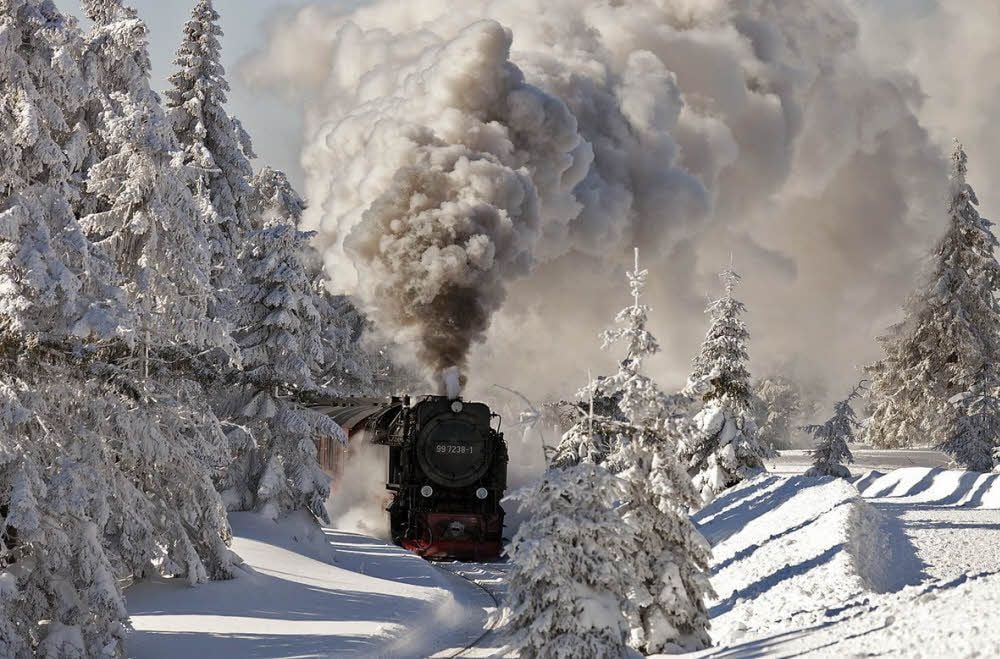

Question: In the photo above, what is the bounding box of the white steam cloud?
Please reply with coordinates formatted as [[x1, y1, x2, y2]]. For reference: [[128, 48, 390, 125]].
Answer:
[[325, 442, 391, 539], [242, 0, 991, 407]]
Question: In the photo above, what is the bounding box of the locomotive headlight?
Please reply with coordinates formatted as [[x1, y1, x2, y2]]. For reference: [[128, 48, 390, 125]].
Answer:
[[420, 485, 434, 498], [451, 400, 463, 413], [475, 487, 488, 500]]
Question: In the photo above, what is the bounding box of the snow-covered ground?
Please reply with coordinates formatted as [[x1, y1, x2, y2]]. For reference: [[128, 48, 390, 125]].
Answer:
[[679, 451, 1000, 657], [125, 512, 499, 658], [125, 451, 1000, 658]]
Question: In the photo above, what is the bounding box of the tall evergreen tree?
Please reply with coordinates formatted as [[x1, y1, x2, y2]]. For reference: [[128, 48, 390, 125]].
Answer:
[[0, 0, 125, 344], [1, 3, 243, 654], [164, 0, 256, 309], [78, 0, 238, 589], [216, 169, 344, 520], [751, 375, 802, 450], [866, 143, 1000, 449], [803, 383, 861, 478], [683, 266, 773, 503], [558, 250, 713, 654]]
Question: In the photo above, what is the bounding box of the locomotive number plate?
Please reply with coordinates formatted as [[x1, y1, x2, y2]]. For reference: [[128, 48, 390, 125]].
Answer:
[[435, 444, 475, 455]]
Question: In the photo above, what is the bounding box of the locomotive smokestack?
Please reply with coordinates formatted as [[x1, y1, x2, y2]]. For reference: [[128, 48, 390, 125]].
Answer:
[[441, 367, 463, 400]]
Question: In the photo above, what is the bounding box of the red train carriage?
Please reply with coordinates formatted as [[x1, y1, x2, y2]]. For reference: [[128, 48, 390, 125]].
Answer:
[[310, 395, 508, 561]]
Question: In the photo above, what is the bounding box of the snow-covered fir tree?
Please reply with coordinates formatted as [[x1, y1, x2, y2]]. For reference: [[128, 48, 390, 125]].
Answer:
[[216, 167, 345, 521], [78, 0, 238, 587], [752, 375, 802, 450], [164, 0, 256, 310], [313, 293, 391, 395], [683, 266, 773, 503], [803, 384, 861, 478], [505, 426, 636, 659], [80, 0, 234, 360], [0, 0, 124, 344], [866, 143, 1000, 449], [551, 374, 613, 468], [580, 249, 689, 459], [938, 369, 1000, 472], [560, 250, 712, 654]]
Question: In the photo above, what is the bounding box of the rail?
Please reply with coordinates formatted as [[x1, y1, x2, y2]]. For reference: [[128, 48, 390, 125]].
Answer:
[[433, 562, 508, 658]]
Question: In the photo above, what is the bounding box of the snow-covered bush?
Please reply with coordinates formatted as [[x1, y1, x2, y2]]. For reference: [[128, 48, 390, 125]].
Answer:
[[866, 143, 1000, 449], [684, 267, 773, 502], [505, 460, 636, 659], [803, 384, 861, 478]]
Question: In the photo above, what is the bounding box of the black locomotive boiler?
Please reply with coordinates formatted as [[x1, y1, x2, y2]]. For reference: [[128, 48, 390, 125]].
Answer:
[[312, 395, 508, 561]]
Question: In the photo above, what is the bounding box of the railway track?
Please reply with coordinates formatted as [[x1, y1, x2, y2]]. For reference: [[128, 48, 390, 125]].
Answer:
[[434, 562, 509, 658]]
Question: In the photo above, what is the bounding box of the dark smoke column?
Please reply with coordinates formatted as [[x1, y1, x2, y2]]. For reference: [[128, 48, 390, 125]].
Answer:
[[342, 21, 587, 395]]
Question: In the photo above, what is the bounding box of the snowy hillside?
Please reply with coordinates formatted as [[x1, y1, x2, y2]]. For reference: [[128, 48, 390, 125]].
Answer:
[[680, 466, 1000, 656]]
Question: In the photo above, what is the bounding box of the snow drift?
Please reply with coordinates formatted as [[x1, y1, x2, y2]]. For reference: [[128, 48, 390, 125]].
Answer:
[[856, 467, 1000, 508], [694, 474, 922, 645], [125, 512, 494, 658]]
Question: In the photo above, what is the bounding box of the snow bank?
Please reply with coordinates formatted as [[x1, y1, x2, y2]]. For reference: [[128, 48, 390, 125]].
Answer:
[[856, 467, 1000, 508], [125, 512, 492, 657], [693, 474, 920, 646]]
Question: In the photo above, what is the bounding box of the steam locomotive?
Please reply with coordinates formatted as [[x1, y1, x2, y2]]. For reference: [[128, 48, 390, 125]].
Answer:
[[311, 395, 508, 561]]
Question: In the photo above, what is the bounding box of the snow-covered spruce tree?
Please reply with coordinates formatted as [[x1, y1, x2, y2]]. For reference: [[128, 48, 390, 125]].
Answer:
[[684, 266, 773, 502], [215, 167, 345, 520], [165, 0, 256, 311], [567, 251, 713, 654], [551, 376, 610, 468], [803, 384, 861, 478], [80, 0, 234, 361], [751, 375, 802, 450], [866, 143, 1000, 449], [311, 285, 411, 397], [505, 421, 636, 659], [0, 2, 128, 654], [938, 369, 1000, 472]]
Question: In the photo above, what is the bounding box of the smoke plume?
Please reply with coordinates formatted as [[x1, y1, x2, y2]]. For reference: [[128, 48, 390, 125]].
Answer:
[[242, 0, 992, 406]]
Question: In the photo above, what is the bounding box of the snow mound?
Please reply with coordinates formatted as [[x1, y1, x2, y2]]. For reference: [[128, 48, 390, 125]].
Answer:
[[856, 467, 1000, 508], [694, 474, 920, 646], [706, 572, 1000, 657], [125, 512, 492, 658]]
